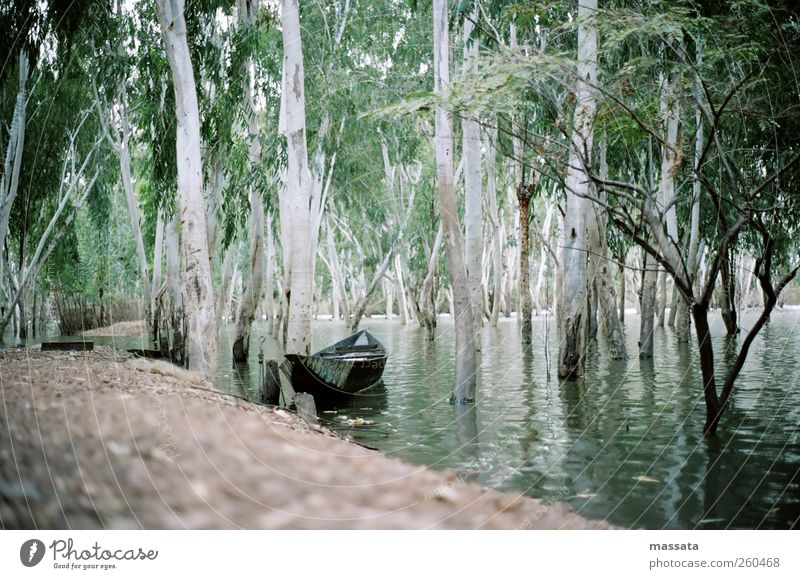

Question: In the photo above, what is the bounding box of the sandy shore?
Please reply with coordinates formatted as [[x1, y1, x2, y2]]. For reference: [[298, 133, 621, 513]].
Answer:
[[0, 347, 610, 529]]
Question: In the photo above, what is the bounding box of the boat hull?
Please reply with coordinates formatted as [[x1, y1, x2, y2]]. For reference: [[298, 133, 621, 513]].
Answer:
[[286, 353, 386, 399]]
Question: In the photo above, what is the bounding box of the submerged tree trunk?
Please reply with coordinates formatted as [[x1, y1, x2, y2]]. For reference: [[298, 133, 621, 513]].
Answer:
[[156, 0, 217, 379], [434, 0, 477, 402], [691, 303, 719, 433], [639, 250, 657, 357], [419, 223, 443, 340], [667, 285, 678, 327], [720, 248, 738, 335], [232, 0, 265, 362], [587, 137, 626, 359], [558, 0, 597, 378]]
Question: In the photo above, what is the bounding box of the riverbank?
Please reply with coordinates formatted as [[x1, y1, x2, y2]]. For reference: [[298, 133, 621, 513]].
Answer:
[[0, 346, 610, 529]]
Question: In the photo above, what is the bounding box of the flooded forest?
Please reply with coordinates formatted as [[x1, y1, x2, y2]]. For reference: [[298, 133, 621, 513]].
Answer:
[[1, 0, 799, 530]]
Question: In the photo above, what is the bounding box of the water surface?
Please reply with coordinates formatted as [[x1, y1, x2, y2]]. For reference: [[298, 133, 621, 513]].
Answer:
[[217, 310, 800, 530]]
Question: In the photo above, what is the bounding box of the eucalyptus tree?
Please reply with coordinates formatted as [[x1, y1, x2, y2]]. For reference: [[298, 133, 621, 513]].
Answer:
[[557, 0, 598, 378], [461, 4, 484, 332], [231, 0, 268, 362], [434, 0, 478, 402], [155, 0, 218, 378], [278, 0, 314, 356]]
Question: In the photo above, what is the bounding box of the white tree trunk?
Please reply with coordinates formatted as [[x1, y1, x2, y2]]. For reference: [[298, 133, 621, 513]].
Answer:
[[232, 0, 265, 362], [118, 113, 153, 339], [655, 71, 681, 330], [280, 0, 314, 356], [676, 68, 704, 342], [462, 7, 483, 334], [394, 255, 410, 325], [265, 213, 276, 333], [484, 125, 503, 327], [558, 0, 597, 378], [151, 207, 165, 304], [533, 201, 554, 312], [156, 0, 217, 378], [434, 0, 477, 402], [0, 51, 29, 298], [640, 249, 657, 357], [587, 136, 626, 359]]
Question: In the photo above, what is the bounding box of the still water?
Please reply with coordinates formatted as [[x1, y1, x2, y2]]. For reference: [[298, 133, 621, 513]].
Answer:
[[213, 309, 800, 530], [25, 309, 800, 529]]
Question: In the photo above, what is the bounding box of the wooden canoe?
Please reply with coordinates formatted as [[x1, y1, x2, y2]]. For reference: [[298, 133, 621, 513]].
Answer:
[[285, 330, 387, 399]]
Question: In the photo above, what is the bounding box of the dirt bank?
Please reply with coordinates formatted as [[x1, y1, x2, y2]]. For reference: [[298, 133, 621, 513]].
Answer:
[[0, 347, 610, 529]]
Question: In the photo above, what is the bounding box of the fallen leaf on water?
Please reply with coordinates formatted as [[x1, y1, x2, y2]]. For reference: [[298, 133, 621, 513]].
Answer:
[[633, 475, 661, 484]]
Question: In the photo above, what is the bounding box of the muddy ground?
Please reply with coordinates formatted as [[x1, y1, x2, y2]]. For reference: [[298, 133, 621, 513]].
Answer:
[[0, 347, 610, 529]]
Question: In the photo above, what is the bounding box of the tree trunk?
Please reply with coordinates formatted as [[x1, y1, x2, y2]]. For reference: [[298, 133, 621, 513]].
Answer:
[[677, 75, 704, 343], [232, 187, 264, 361], [639, 250, 657, 357], [517, 185, 533, 344], [618, 261, 626, 323], [434, 0, 477, 403], [656, 270, 667, 327], [691, 303, 721, 434], [0, 51, 28, 288], [158, 213, 186, 365], [557, 0, 596, 378], [462, 6, 483, 334], [720, 248, 738, 335], [395, 255, 409, 325], [587, 137, 626, 359], [655, 69, 681, 333], [232, 0, 265, 362], [156, 0, 217, 379], [533, 201, 554, 314], [667, 284, 678, 326], [151, 207, 165, 330], [280, 0, 314, 356], [118, 115, 153, 340], [482, 124, 503, 327]]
